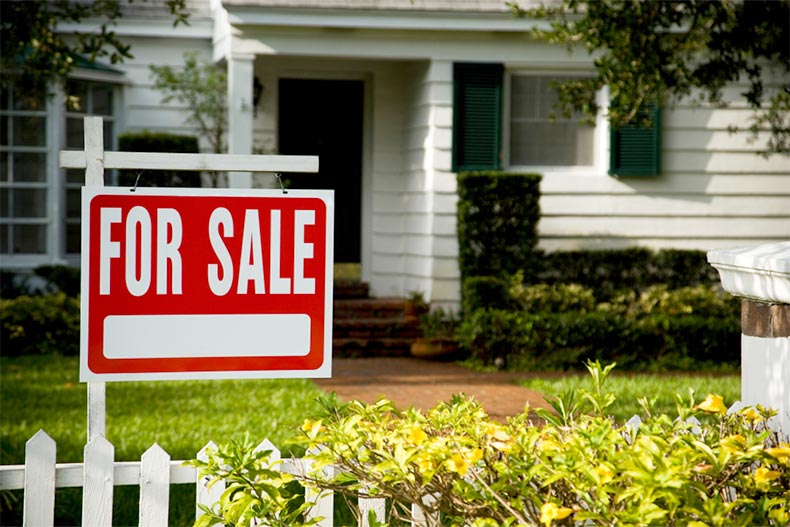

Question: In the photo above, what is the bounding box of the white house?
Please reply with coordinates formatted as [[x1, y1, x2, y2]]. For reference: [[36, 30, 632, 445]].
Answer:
[[2, 0, 788, 304]]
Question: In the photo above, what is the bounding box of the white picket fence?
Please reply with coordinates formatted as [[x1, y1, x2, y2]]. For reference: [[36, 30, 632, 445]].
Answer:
[[0, 429, 418, 527]]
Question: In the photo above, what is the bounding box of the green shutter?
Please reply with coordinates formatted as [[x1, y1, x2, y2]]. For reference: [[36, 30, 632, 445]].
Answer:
[[452, 63, 503, 172], [609, 104, 661, 177]]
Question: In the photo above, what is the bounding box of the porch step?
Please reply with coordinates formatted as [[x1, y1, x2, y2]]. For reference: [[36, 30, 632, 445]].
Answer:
[[333, 298, 407, 319], [331, 287, 420, 358]]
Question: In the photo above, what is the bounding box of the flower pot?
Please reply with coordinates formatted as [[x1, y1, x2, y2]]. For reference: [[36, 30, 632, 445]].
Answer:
[[410, 338, 459, 360]]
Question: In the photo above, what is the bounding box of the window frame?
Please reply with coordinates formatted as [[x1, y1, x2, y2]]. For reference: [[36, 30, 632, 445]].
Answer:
[[502, 68, 609, 177], [0, 68, 124, 269]]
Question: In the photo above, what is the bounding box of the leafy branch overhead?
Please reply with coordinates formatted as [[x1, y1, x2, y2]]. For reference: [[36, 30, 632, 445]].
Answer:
[[510, 0, 790, 156], [0, 0, 189, 102]]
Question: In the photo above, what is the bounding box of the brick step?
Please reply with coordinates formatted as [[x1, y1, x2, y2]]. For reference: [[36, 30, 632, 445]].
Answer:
[[334, 280, 369, 299], [333, 297, 406, 319], [332, 337, 414, 358], [333, 318, 420, 339]]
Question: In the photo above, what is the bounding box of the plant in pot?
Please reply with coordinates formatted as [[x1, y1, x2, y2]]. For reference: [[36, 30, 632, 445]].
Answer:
[[411, 307, 460, 360], [404, 290, 428, 323]]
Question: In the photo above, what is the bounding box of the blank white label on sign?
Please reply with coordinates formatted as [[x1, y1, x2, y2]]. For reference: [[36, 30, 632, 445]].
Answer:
[[103, 314, 311, 359]]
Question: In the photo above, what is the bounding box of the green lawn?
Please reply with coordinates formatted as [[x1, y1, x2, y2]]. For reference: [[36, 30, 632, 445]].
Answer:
[[520, 372, 741, 422], [0, 354, 327, 525]]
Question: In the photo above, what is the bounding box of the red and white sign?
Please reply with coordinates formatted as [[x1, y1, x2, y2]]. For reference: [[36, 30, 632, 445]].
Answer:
[[80, 187, 334, 381]]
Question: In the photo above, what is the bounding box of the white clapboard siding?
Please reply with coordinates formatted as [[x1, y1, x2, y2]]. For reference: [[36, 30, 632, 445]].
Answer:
[[0, 432, 447, 527]]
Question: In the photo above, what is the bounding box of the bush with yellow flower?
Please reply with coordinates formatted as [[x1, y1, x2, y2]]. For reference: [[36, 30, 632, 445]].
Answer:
[[192, 361, 790, 526]]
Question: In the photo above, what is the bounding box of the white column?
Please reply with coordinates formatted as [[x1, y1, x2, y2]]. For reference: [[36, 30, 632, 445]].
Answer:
[[708, 242, 790, 437], [227, 53, 254, 188]]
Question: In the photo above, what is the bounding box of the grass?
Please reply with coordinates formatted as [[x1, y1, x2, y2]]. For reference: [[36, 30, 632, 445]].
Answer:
[[520, 372, 741, 423], [0, 354, 327, 525]]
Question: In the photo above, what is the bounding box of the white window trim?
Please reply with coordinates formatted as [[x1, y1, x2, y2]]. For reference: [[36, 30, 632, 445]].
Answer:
[[502, 68, 609, 177]]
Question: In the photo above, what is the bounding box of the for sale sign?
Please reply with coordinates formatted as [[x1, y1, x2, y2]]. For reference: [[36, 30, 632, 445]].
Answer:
[[80, 187, 334, 381]]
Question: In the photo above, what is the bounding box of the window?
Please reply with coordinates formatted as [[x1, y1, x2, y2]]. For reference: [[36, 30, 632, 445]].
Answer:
[[0, 76, 118, 265], [63, 80, 116, 254], [0, 86, 49, 255], [507, 74, 595, 168]]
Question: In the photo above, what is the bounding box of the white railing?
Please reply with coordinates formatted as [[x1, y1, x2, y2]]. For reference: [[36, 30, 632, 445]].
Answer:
[[0, 429, 418, 527]]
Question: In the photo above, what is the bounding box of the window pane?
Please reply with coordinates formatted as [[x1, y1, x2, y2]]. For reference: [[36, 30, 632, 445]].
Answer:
[[0, 225, 8, 253], [66, 117, 84, 149], [509, 74, 595, 167], [13, 224, 46, 253], [0, 152, 7, 181], [14, 93, 45, 111], [66, 81, 88, 113], [13, 188, 47, 218], [0, 115, 8, 146], [0, 86, 8, 111], [14, 153, 47, 182], [66, 188, 81, 218], [92, 85, 113, 115], [0, 188, 8, 217], [14, 116, 46, 146], [66, 222, 81, 254], [66, 168, 84, 184]]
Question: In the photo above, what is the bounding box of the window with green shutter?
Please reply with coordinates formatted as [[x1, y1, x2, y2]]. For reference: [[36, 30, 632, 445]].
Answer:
[[609, 104, 661, 177], [452, 63, 503, 172]]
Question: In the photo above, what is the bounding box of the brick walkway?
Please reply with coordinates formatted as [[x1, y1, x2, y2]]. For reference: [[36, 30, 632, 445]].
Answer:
[[315, 357, 553, 421]]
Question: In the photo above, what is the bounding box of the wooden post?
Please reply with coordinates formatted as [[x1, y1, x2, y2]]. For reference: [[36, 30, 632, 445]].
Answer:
[[83, 116, 106, 442]]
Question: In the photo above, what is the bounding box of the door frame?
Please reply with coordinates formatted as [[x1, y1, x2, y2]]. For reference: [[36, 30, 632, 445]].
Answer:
[[275, 69, 373, 281]]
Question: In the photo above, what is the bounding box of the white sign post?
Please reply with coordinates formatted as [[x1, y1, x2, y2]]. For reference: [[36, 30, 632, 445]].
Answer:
[[61, 117, 328, 441]]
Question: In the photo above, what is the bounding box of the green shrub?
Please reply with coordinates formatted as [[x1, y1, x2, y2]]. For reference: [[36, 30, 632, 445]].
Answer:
[[0, 293, 80, 356], [196, 363, 790, 527], [33, 265, 81, 297], [509, 278, 597, 313], [457, 281, 739, 371], [117, 130, 201, 187], [523, 248, 721, 300], [461, 275, 512, 314], [456, 171, 541, 280]]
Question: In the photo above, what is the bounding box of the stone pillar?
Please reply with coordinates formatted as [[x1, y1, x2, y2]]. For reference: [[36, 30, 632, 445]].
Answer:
[[708, 242, 790, 436], [227, 53, 254, 188]]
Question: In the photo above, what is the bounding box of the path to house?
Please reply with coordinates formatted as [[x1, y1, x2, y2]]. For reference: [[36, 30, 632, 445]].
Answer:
[[315, 357, 554, 421]]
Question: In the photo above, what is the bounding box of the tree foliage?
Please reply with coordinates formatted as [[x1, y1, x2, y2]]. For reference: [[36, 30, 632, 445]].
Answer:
[[0, 0, 188, 103], [149, 51, 227, 156], [510, 0, 790, 156]]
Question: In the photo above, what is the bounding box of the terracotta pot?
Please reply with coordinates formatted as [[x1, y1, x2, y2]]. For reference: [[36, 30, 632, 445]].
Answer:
[[410, 338, 459, 360]]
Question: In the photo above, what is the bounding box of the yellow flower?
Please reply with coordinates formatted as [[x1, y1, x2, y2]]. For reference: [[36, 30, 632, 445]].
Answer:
[[695, 394, 727, 414], [594, 463, 615, 484], [486, 425, 511, 442], [742, 407, 764, 423], [540, 502, 573, 526], [447, 453, 469, 476], [417, 456, 435, 474], [766, 443, 790, 464], [470, 448, 484, 463], [754, 466, 781, 485], [407, 425, 427, 445]]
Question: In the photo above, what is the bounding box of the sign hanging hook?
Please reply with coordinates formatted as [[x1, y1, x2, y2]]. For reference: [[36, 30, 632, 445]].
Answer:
[[130, 171, 143, 192], [275, 173, 288, 195]]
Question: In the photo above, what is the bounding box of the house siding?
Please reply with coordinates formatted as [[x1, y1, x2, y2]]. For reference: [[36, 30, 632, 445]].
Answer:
[[537, 82, 790, 252]]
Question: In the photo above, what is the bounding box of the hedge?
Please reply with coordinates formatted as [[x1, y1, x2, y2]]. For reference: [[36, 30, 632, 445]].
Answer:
[[0, 293, 80, 356], [457, 282, 741, 371], [117, 130, 201, 188], [456, 308, 740, 372], [456, 171, 541, 280]]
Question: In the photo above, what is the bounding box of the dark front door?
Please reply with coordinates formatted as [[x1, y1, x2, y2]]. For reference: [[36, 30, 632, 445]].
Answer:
[[278, 78, 364, 263]]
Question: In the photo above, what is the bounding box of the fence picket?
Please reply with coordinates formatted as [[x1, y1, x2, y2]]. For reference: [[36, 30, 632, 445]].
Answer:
[[411, 494, 438, 527], [196, 441, 223, 521], [82, 435, 114, 527], [303, 449, 335, 527], [359, 496, 386, 527], [23, 430, 56, 527], [139, 444, 170, 527]]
